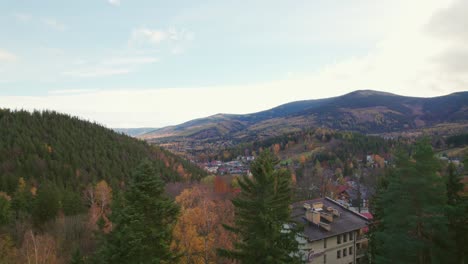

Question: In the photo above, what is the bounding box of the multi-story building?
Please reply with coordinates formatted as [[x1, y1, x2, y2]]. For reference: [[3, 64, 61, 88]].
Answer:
[[292, 197, 370, 264]]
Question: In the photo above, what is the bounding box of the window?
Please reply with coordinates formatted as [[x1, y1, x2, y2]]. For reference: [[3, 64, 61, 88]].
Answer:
[[343, 248, 347, 257], [349, 232, 353, 240], [337, 235, 341, 244], [344, 233, 348, 242], [349, 246, 353, 255], [357, 243, 361, 249], [324, 254, 327, 263], [337, 250, 341, 259], [324, 238, 327, 248]]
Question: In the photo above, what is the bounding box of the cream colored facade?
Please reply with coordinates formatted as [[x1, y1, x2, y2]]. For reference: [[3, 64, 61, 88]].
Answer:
[[299, 230, 368, 264], [293, 198, 370, 264]]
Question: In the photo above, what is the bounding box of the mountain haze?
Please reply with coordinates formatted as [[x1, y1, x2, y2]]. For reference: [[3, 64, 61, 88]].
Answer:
[[114, 127, 159, 137]]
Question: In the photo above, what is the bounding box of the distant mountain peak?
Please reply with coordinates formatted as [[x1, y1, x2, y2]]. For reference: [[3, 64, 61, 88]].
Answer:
[[345, 90, 397, 97]]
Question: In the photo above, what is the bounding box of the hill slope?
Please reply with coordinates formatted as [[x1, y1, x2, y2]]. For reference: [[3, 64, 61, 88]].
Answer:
[[113, 127, 159, 137], [141, 90, 468, 144], [0, 109, 206, 194]]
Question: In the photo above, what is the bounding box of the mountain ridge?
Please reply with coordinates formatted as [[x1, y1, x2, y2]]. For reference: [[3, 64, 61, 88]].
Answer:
[[140, 90, 468, 144]]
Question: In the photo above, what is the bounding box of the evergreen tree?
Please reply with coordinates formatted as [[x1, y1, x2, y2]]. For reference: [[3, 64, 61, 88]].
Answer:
[[218, 151, 303, 263], [368, 168, 391, 263], [61, 189, 85, 216], [70, 248, 85, 264], [10, 177, 33, 220], [97, 160, 180, 264], [446, 162, 468, 263], [32, 183, 60, 227], [0, 194, 11, 226], [371, 140, 449, 264]]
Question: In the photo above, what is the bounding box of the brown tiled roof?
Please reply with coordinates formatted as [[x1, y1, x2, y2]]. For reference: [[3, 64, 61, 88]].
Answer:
[[291, 197, 369, 241]]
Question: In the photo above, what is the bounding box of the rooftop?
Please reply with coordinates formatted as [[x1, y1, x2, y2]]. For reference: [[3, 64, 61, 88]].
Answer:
[[291, 197, 369, 241]]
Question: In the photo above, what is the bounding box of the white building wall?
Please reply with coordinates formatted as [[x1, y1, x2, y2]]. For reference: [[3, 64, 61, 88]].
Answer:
[[301, 230, 360, 264]]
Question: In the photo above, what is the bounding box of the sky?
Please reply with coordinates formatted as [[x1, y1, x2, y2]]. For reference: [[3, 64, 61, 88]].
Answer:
[[0, 0, 467, 128]]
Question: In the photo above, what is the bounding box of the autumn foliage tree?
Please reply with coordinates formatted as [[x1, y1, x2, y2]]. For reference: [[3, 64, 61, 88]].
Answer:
[[20, 230, 58, 264], [214, 176, 230, 194], [172, 185, 235, 264], [87, 180, 113, 232], [0, 234, 17, 263]]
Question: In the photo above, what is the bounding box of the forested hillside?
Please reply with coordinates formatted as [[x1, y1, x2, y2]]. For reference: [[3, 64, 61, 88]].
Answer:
[[0, 109, 207, 263], [0, 109, 206, 194]]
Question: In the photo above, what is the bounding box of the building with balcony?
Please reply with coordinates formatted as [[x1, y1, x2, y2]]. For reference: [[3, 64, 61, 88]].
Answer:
[[292, 197, 370, 264]]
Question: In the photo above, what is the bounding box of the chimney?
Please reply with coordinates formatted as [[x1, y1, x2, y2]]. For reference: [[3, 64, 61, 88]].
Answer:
[[304, 200, 334, 231], [327, 206, 340, 217], [332, 208, 340, 217], [312, 202, 323, 210], [320, 212, 333, 222], [306, 210, 321, 224]]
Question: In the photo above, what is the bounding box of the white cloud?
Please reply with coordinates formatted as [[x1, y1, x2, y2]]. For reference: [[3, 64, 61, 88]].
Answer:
[[426, 0, 468, 42], [62, 56, 158, 78], [43, 18, 67, 31], [62, 68, 131, 78], [48, 89, 97, 95], [107, 0, 121, 6], [0, 50, 17, 62], [103, 57, 159, 66], [424, 0, 468, 75], [131, 28, 167, 45], [166, 28, 195, 42], [129, 27, 194, 54], [13, 13, 32, 23], [13, 14, 66, 31]]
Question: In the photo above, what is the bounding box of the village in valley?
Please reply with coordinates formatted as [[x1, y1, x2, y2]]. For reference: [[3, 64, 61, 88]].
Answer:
[[196, 152, 391, 214]]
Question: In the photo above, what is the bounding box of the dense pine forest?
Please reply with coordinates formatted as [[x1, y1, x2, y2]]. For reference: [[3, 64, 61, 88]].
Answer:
[[0, 109, 207, 263], [0, 109, 206, 193]]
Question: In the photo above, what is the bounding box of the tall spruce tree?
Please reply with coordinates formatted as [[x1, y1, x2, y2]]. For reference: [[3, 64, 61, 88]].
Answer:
[[97, 160, 180, 264], [218, 151, 303, 263], [446, 162, 468, 263], [368, 167, 391, 263], [371, 140, 449, 264]]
